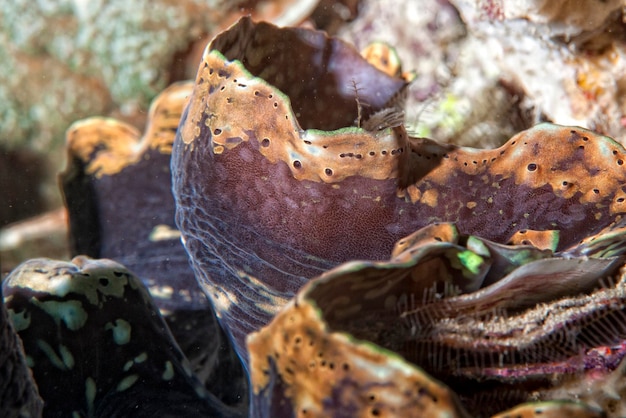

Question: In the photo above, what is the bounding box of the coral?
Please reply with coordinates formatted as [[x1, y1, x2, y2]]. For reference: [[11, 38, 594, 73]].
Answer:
[[0, 30, 111, 152], [476, 0, 624, 35], [451, 0, 626, 144], [541, 348, 626, 417], [0, 285, 42, 418], [0, 0, 319, 226], [0, 0, 328, 150], [339, 0, 626, 147], [337, 0, 531, 148]]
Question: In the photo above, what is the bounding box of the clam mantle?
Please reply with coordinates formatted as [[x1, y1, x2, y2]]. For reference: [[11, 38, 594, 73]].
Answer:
[[172, 17, 626, 362]]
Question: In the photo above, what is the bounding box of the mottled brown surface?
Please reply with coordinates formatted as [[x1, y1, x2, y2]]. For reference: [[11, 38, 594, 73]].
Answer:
[[3, 257, 239, 417], [60, 82, 247, 407], [173, 19, 626, 370], [5, 7, 626, 417]]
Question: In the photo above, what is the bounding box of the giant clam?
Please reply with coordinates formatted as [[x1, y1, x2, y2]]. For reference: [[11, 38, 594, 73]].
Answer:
[[3, 16, 626, 417], [3, 257, 241, 417], [60, 82, 247, 406]]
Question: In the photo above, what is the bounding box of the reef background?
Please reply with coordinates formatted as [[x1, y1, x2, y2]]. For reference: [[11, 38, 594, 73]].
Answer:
[[1, 0, 626, 273]]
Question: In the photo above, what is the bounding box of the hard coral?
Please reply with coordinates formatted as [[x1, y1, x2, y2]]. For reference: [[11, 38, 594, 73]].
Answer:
[[3, 257, 240, 417], [481, 0, 623, 35]]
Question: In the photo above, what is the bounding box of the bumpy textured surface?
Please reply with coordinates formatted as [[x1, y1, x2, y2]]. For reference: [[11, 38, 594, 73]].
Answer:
[[451, 0, 626, 144], [172, 18, 626, 367], [249, 221, 626, 416], [248, 295, 471, 418], [491, 401, 605, 418], [400, 123, 626, 248], [337, 0, 530, 148], [3, 257, 240, 417], [173, 17, 410, 362], [60, 82, 247, 406], [0, 0, 326, 154], [6, 13, 626, 418], [457, 0, 624, 36]]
